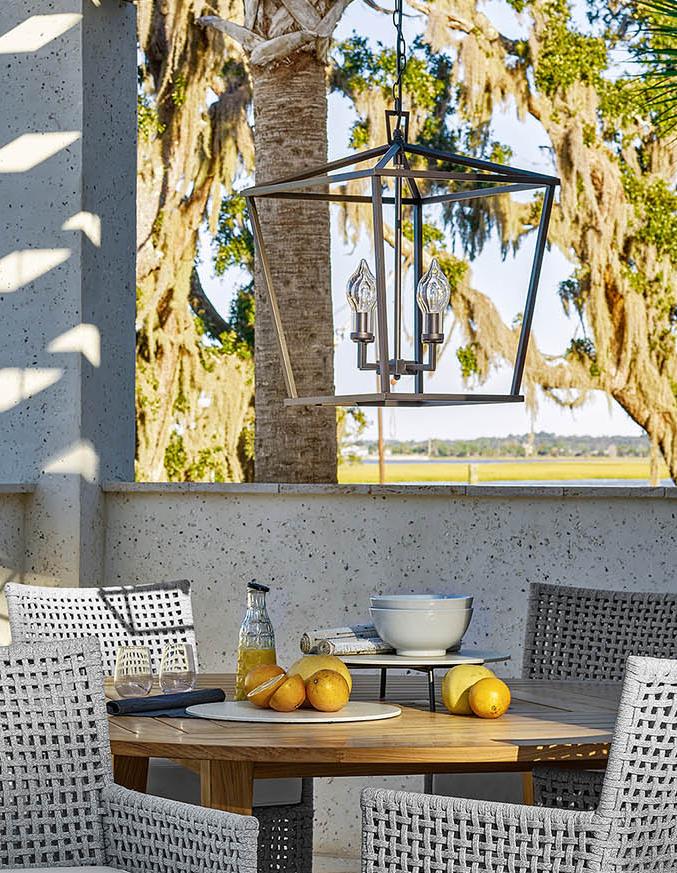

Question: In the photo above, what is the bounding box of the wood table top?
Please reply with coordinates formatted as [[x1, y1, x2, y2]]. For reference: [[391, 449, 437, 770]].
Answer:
[[107, 673, 618, 776]]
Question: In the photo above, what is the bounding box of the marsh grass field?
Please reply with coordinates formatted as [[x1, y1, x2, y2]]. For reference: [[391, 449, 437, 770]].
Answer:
[[339, 457, 671, 485]]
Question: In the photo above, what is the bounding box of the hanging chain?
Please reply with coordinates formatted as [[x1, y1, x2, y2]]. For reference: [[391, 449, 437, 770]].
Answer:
[[392, 0, 406, 112]]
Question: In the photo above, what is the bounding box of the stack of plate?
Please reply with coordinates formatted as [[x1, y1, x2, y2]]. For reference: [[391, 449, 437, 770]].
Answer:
[[370, 594, 474, 657]]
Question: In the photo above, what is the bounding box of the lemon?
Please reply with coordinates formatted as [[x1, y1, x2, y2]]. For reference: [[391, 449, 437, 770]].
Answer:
[[288, 655, 353, 693], [244, 664, 285, 697], [247, 672, 287, 708], [469, 677, 511, 719], [269, 674, 306, 712], [441, 664, 495, 715], [306, 669, 351, 712]]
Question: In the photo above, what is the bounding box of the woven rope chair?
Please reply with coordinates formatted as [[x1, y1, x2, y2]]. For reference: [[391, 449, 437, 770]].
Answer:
[[5, 580, 195, 673], [523, 581, 677, 810], [5, 581, 314, 873], [362, 655, 677, 873], [0, 638, 258, 873]]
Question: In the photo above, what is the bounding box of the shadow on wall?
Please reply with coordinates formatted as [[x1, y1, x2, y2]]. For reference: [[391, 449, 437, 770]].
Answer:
[[1, 12, 97, 477], [0, 3, 136, 587]]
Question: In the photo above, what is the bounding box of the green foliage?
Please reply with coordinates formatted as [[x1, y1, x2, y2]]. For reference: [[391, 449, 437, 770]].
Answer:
[[437, 254, 469, 291], [534, 4, 607, 96], [566, 337, 600, 376], [402, 219, 445, 247], [212, 194, 256, 360], [598, 79, 647, 133], [171, 73, 187, 108], [333, 36, 446, 111], [457, 343, 480, 378], [151, 210, 164, 248], [633, 0, 677, 130], [558, 276, 586, 319], [330, 34, 516, 261], [337, 407, 368, 463], [356, 431, 650, 458], [215, 195, 254, 275], [489, 142, 514, 164], [350, 119, 371, 148], [623, 172, 677, 262], [226, 286, 255, 356], [138, 94, 165, 141], [332, 36, 459, 153], [237, 414, 255, 481], [164, 430, 231, 482], [164, 431, 188, 481]]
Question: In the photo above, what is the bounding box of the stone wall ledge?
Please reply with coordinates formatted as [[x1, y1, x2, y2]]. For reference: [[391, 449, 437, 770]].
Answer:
[[102, 481, 676, 499], [0, 484, 36, 494]]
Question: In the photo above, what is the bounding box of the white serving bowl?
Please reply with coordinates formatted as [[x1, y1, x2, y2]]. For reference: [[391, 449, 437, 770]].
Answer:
[[370, 593, 473, 611], [370, 606, 473, 657]]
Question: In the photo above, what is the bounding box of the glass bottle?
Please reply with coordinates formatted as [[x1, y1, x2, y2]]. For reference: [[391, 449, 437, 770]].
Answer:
[[234, 582, 277, 700]]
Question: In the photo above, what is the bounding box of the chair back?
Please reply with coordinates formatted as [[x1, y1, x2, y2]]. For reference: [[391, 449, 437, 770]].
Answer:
[[0, 639, 111, 868], [6, 579, 195, 674], [596, 655, 677, 872], [523, 581, 677, 681]]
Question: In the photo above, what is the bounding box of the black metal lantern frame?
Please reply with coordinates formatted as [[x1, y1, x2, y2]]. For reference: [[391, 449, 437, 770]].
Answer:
[[244, 134, 559, 408], [243, 4, 559, 408]]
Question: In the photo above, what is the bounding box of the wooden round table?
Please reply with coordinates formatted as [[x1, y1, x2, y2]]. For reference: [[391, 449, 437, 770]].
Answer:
[[108, 673, 618, 814]]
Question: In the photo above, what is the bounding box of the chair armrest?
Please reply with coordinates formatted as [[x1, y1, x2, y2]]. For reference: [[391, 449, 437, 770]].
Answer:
[[362, 788, 602, 873], [532, 766, 605, 810], [102, 783, 258, 873]]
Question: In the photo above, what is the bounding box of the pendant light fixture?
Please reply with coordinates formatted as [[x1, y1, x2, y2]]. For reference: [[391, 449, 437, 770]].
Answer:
[[243, 1, 560, 408]]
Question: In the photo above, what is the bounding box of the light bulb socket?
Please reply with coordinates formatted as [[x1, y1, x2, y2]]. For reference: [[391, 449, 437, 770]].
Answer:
[[350, 311, 375, 343], [421, 312, 444, 344]]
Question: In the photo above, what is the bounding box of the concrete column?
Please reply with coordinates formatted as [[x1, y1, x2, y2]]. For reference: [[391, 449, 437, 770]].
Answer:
[[0, 0, 136, 610]]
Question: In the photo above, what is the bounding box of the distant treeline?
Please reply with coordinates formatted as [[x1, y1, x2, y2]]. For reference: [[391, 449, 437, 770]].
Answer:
[[357, 432, 650, 459]]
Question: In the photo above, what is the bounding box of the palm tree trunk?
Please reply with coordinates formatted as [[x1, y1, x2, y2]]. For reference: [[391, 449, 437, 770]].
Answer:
[[251, 52, 337, 483]]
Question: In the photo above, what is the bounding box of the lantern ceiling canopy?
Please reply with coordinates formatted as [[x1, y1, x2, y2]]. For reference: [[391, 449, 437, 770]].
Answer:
[[242, 3, 560, 409]]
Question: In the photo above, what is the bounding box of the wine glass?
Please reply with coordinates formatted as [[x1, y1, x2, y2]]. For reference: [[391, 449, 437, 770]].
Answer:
[[159, 642, 197, 693], [114, 645, 153, 698]]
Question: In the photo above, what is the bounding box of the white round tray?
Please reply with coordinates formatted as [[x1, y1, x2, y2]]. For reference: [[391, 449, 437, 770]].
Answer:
[[187, 700, 402, 724], [341, 648, 509, 668]]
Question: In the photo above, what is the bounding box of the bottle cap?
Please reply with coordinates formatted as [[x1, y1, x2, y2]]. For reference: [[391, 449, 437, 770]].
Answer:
[[248, 581, 270, 593]]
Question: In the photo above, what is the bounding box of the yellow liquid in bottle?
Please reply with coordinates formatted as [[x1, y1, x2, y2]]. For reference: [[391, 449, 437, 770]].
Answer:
[[234, 647, 277, 700]]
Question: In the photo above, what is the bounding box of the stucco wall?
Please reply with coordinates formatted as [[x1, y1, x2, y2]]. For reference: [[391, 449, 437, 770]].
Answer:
[[1, 0, 136, 587], [102, 483, 677, 670], [0, 486, 32, 644], [102, 481, 677, 858]]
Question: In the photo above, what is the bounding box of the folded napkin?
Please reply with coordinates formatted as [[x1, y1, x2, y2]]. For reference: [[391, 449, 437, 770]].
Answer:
[[300, 624, 395, 656], [106, 687, 225, 718]]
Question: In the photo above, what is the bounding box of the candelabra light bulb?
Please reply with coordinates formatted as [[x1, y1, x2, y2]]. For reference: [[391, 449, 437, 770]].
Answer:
[[346, 259, 377, 342], [416, 257, 450, 343]]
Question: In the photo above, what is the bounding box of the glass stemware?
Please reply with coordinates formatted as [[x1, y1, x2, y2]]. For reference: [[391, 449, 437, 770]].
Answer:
[[159, 642, 197, 693], [114, 645, 153, 698]]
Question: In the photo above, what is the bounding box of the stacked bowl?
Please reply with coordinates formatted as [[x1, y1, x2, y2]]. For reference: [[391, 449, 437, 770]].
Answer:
[[370, 594, 474, 657]]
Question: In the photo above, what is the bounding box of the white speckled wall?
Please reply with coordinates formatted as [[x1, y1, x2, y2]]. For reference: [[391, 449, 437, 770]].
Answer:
[[1, 0, 136, 588], [102, 484, 677, 669], [102, 481, 677, 858]]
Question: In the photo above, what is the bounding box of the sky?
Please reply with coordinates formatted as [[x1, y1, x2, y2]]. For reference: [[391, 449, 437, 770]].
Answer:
[[199, 0, 644, 443]]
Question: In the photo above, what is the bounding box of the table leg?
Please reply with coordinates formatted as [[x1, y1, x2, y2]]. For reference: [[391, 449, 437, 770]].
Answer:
[[200, 760, 254, 815], [379, 668, 387, 700], [522, 771, 535, 805], [113, 755, 149, 792], [427, 669, 436, 712], [424, 668, 436, 795]]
